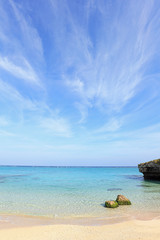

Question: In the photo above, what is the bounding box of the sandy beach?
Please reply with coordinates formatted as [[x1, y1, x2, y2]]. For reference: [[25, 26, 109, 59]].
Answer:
[[0, 219, 160, 240], [0, 0, 160, 238]]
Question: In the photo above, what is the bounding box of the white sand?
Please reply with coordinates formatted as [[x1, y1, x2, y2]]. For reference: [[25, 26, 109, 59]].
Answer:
[[0, 219, 160, 240]]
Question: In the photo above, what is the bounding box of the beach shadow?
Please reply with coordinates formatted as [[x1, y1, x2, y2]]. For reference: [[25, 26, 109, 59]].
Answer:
[[100, 203, 105, 208]]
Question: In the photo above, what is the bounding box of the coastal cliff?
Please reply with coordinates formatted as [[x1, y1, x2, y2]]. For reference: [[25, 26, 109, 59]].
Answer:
[[138, 159, 160, 180]]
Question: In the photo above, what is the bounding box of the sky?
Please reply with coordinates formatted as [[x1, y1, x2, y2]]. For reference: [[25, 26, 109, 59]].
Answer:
[[0, 0, 160, 166]]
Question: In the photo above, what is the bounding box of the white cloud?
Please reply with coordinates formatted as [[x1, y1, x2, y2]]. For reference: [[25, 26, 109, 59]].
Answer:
[[0, 0, 159, 165], [0, 130, 15, 137], [90, 122, 160, 147], [0, 79, 37, 110], [0, 77, 72, 138], [0, 0, 44, 88], [95, 118, 123, 133], [8, 0, 43, 58], [56, 0, 160, 120], [40, 117, 72, 137], [66, 78, 84, 94], [0, 56, 41, 86]]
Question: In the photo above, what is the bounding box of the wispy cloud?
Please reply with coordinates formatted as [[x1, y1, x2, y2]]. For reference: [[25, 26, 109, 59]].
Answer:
[[0, 79, 37, 110], [0, 129, 15, 137], [0, 78, 72, 137], [0, 0, 160, 165], [0, 0, 44, 88], [0, 56, 41, 86], [94, 118, 123, 133], [0, 73, 73, 139], [51, 0, 160, 121], [40, 117, 72, 137], [8, 0, 43, 58]]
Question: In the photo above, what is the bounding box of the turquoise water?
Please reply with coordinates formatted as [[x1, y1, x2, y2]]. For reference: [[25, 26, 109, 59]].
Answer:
[[0, 166, 160, 220]]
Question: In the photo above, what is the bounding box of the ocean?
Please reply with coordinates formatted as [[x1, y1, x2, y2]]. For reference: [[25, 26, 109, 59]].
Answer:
[[0, 166, 160, 222]]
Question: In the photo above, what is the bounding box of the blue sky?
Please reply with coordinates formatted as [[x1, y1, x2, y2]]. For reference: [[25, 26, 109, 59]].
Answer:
[[0, 0, 160, 166]]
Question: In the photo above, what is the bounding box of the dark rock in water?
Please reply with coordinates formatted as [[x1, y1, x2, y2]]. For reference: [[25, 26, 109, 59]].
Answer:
[[116, 195, 131, 205], [138, 159, 160, 180], [105, 200, 119, 208], [107, 188, 122, 191]]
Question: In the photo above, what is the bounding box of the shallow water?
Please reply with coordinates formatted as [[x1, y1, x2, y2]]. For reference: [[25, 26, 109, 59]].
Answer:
[[0, 166, 160, 220]]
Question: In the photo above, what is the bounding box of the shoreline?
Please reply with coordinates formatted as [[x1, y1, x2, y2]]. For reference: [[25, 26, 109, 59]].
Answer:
[[0, 211, 160, 229], [0, 218, 160, 240], [0, 214, 132, 229]]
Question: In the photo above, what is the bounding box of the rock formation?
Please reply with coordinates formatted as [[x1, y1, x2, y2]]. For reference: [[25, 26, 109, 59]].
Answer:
[[138, 159, 160, 180], [116, 195, 131, 205], [105, 200, 119, 208], [105, 195, 131, 208]]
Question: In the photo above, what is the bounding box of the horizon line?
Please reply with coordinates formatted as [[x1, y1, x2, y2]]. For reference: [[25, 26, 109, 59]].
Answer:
[[0, 165, 137, 168]]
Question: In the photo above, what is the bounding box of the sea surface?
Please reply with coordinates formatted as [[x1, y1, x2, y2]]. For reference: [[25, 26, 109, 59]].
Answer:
[[0, 166, 160, 222]]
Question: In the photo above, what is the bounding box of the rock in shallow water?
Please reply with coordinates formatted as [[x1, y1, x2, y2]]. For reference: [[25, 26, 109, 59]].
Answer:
[[116, 195, 131, 205], [105, 200, 119, 208]]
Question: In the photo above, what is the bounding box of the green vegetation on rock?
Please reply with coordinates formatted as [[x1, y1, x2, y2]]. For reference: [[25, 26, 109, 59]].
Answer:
[[116, 195, 131, 205], [139, 158, 160, 166], [105, 200, 119, 208], [117, 200, 131, 205]]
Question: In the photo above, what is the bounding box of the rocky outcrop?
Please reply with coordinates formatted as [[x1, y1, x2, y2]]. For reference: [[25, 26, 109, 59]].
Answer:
[[138, 159, 160, 180], [116, 195, 131, 205], [105, 195, 131, 208], [105, 200, 119, 208]]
